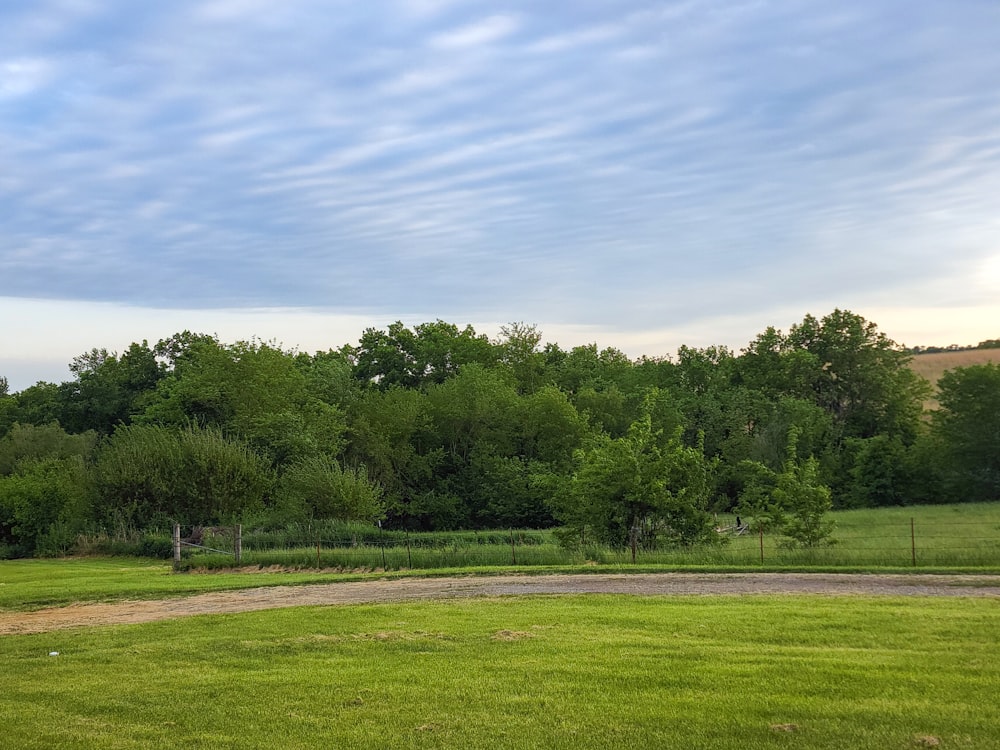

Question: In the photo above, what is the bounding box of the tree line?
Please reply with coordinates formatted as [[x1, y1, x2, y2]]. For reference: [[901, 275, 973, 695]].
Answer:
[[1, 310, 997, 557]]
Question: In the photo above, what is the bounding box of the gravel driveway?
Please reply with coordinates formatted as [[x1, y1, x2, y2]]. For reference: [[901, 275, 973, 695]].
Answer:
[[3, 572, 998, 634]]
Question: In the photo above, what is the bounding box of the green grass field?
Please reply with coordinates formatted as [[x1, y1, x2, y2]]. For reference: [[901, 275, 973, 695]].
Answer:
[[1, 595, 997, 749]]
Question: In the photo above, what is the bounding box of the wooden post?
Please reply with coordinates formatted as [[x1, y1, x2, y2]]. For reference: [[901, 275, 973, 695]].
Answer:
[[234, 524, 242, 565], [631, 529, 637, 564], [379, 520, 386, 569], [510, 529, 517, 566], [759, 523, 764, 565], [173, 524, 181, 568], [911, 517, 916, 567], [316, 535, 321, 568], [406, 530, 412, 569]]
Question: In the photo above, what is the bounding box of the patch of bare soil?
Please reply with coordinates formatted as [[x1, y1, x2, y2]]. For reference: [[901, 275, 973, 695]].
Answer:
[[2, 573, 998, 635]]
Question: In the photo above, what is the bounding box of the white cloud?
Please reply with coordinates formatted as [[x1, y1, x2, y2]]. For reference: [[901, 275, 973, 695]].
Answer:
[[0, 58, 53, 98], [195, 0, 286, 22], [526, 24, 623, 54], [431, 14, 520, 48]]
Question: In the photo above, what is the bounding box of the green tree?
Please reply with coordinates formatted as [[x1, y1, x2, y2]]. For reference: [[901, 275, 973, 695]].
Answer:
[[353, 320, 497, 389], [296, 348, 361, 410], [423, 365, 521, 527], [783, 309, 928, 441], [275, 455, 383, 523], [425, 364, 519, 464], [551, 343, 633, 396], [733, 460, 783, 532], [141, 337, 345, 466], [345, 387, 442, 526], [468, 453, 558, 528], [6, 382, 62, 429], [772, 428, 835, 547], [59, 342, 164, 434], [553, 413, 715, 549], [496, 322, 547, 394], [574, 384, 632, 438], [0, 378, 14, 437], [518, 385, 589, 470], [94, 424, 273, 527], [0, 456, 94, 557], [0, 422, 98, 476], [841, 435, 909, 508], [932, 364, 1000, 502]]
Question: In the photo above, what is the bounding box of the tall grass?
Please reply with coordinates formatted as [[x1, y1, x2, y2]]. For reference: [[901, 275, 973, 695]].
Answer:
[[174, 502, 1000, 572]]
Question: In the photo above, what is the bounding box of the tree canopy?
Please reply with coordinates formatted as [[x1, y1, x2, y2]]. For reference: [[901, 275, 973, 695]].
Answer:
[[0, 309, 990, 557]]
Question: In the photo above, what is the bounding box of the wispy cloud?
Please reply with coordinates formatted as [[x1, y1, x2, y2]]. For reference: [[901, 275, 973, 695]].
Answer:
[[431, 14, 520, 48]]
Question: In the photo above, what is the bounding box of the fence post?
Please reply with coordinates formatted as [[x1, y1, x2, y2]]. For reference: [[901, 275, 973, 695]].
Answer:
[[316, 535, 321, 568], [406, 530, 412, 569], [234, 524, 242, 565], [759, 524, 764, 565], [379, 520, 386, 569], [510, 529, 517, 566], [911, 517, 916, 567], [173, 524, 181, 568]]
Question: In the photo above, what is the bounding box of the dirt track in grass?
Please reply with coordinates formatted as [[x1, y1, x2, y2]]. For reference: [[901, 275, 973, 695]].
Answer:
[[3, 572, 999, 634]]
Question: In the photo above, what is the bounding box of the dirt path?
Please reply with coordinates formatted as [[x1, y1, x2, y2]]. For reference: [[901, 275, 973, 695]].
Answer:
[[3, 573, 999, 634]]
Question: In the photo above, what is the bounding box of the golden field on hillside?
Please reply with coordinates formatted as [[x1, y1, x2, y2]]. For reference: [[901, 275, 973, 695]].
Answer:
[[909, 348, 1000, 409]]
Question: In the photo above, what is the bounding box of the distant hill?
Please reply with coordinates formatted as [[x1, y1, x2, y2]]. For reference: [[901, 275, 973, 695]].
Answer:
[[905, 339, 1000, 355], [908, 347, 1000, 410]]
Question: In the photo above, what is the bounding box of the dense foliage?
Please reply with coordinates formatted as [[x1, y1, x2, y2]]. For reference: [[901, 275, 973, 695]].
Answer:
[[0, 310, 995, 557]]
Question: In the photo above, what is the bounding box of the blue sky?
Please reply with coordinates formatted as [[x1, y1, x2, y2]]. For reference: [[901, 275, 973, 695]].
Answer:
[[3, 0, 1000, 390]]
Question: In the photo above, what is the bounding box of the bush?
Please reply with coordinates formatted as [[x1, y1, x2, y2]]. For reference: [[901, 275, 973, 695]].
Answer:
[[94, 424, 274, 526], [0, 456, 95, 557]]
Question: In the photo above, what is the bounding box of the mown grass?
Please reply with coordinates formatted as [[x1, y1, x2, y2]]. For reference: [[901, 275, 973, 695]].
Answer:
[[1, 595, 997, 749]]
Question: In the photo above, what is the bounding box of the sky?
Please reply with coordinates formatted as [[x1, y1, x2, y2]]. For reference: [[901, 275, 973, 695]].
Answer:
[[2, 0, 1000, 391]]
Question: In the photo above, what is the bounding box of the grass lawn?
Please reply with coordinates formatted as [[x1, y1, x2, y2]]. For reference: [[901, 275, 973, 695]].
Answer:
[[1, 595, 997, 749]]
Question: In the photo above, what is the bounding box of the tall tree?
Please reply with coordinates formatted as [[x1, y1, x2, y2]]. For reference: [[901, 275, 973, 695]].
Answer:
[[59, 342, 164, 434], [496, 322, 547, 394], [932, 363, 1000, 502], [353, 320, 497, 389], [782, 309, 928, 441], [345, 386, 441, 525], [141, 337, 345, 466], [6, 382, 62, 429]]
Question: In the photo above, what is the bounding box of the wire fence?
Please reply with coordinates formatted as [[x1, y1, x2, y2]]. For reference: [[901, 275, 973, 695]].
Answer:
[[171, 517, 1000, 571]]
